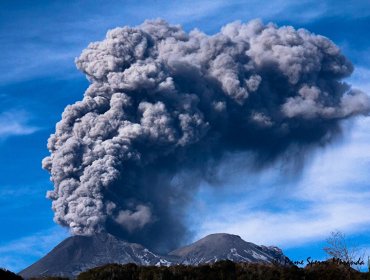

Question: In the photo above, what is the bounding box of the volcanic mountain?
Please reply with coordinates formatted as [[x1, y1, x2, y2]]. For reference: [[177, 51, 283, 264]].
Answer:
[[20, 233, 291, 279], [169, 233, 290, 265], [19, 233, 171, 279]]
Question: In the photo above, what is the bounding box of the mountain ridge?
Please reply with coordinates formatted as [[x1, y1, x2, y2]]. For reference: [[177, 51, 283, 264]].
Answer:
[[169, 233, 290, 265], [20, 233, 291, 279]]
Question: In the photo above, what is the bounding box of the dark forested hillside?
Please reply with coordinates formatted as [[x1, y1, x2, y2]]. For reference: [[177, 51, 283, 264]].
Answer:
[[0, 268, 23, 280], [6, 261, 370, 280], [76, 261, 368, 280]]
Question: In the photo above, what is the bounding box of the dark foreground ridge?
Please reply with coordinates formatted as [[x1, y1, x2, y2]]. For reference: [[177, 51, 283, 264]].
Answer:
[[76, 261, 370, 280], [19, 233, 290, 279], [0, 268, 23, 280], [6, 260, 370, 280]]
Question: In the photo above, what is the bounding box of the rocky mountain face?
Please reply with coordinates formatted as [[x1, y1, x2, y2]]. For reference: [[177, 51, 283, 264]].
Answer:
[[19, 233, 170, 279], [20, 233, 291, 279], [169, 233, 290, 266]]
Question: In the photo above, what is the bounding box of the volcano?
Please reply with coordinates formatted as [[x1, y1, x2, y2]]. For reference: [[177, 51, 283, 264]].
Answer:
[[20, 233, 291, 279], [169, 233, 290, 265], [19, 233, 171, 278]]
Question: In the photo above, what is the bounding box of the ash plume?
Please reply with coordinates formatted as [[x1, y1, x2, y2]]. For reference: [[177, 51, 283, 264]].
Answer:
[[43, 19, 370, 251]]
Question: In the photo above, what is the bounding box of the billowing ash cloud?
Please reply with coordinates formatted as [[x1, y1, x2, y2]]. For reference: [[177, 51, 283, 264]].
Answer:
[[43, 19, 369, 252]]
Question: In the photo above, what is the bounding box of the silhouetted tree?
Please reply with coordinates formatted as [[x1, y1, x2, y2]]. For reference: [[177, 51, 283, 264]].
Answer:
[[30, 277, 70, 280], [323, 230, 366, 279], [0, 268, 23, 280], [74, 261, 369, 280]]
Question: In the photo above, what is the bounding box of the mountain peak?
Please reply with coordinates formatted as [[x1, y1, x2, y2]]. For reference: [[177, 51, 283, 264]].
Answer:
[[169, 233, 289, 266], [20, 233, 290, 278], [198, 233, 245, 245], [202, 233, 242, 240], [19, 233, 168, 279]]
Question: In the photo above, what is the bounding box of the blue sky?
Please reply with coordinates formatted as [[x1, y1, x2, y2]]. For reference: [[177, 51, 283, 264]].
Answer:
[[1, 0, 370, 272]]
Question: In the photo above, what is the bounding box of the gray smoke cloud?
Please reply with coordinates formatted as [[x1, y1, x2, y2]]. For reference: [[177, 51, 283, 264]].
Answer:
[[43, 19, 370, 252]]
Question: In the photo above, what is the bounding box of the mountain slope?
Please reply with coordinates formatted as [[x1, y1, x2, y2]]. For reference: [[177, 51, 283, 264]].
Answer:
[[19, 233, 170, 279], [20, 233, 291, 279], [169, 233, 291, 265]]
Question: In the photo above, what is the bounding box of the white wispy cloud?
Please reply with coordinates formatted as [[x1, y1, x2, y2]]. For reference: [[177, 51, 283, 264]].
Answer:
[[0, 110, 39, 140], [0, 227, 69, 272], [193, 116, 370, 248], [348, 66, 370, 94], [127, 0, 229, 24], [3, 0, 368, 85], [0, 181, 52, 212]]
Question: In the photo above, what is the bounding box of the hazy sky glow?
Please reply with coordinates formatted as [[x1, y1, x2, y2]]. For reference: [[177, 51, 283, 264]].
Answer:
[[1, 0, 370, 272]]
